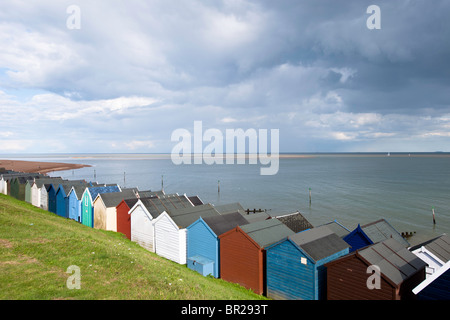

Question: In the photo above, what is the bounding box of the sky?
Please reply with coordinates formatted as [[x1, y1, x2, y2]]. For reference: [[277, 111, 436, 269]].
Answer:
[[0, 0, 450, 154]]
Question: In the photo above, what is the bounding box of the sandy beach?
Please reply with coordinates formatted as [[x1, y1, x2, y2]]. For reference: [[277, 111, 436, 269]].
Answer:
[[0, 159, 91, 174]]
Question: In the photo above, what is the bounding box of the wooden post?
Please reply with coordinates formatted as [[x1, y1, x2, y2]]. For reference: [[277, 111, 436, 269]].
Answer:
[[161, 175, 164, 192], [218, 180, 220, 194], [309, 188, 312, 206], [432, 206, 436, 225]]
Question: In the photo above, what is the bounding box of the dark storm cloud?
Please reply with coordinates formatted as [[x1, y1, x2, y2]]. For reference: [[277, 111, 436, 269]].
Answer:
[[0, 0, 449, 152]]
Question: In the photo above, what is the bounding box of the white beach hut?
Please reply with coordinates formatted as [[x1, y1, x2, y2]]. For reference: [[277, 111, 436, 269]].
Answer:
[[129, 194, 194, 252]]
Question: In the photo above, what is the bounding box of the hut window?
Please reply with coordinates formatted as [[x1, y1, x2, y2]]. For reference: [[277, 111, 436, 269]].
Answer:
[[301, 257, 307, 265]]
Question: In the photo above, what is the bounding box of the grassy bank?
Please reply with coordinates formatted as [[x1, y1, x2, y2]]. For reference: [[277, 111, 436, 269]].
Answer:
[[0, 194, 266, 300]]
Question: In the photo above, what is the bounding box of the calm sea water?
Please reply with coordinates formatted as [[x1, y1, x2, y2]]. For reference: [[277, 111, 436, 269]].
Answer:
[[3, 153, 449, 246]]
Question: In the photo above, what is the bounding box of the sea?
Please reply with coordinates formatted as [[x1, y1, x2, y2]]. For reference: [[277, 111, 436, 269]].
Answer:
[[2, 152, 449, 246]]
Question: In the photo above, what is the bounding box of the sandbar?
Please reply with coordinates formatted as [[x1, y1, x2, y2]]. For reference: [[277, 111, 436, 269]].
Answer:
[[0, 159, 91, 175]]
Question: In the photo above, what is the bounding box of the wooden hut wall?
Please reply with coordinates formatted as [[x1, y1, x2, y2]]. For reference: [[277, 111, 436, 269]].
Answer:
[[219, 227, 264, 294]]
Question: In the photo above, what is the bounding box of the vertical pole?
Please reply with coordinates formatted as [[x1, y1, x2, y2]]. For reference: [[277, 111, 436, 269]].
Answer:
[[124, 172, 126, 188], [432, 206, 436, 225], [161, 175, 164, 193], [94, 169, 96, 179], [218, 180, 220, 194], [309, 188, 312, 206]]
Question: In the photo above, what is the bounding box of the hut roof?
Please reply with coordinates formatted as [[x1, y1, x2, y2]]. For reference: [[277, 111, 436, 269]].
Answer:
[[358, 238, 427, 286], [202, 211, 249, 236], [240, 218, 294, 249], [274, 211, 314, 233], [99, 188, 138, 207], [170, 203, 220, 229], [289, 225, 349, 262], [409, 234, 450, 263], [361, 219, 409, 247]]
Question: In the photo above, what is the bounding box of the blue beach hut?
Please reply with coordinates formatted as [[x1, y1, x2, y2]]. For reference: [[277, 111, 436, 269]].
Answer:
[[55, 184, 69, 218], [68, 184, 90, 222], [342, 224, 373, 252], [55, 181, 87, 219], [47, 183, 58, 214], [343, 219, 409, 252], [186, 211, 249, 278], [265, 225, 350, 300]]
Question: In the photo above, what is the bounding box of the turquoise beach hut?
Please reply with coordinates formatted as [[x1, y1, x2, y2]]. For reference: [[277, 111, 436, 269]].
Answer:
[[80, 185, 120, 227]]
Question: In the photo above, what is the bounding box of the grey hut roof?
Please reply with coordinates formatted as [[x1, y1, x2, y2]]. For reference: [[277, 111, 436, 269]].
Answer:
[[358, 238, 427, 286], [318, 220, 351, 238], [214, 202, 245, 214], [70, 183, 91, 200], [59, 180, 88, 196], [159, 193, 193, 209], [240, 218, 294, 249], [124, 197, 141, 209], [361, 219, 409, 247], [170, 203, 221, 229], [409, 234, 450, 263], [137, 194, 193, 219], [100, 188, 138, 208], [34, 177, 65, 188], [138, 190, 162, 198], [274, 211, 314, 233], [288, 225, 350, 262], [202, 211, 249, 236]]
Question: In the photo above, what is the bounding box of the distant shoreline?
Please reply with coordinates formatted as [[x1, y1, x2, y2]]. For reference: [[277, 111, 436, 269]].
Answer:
[[0, 159, 91, 174]]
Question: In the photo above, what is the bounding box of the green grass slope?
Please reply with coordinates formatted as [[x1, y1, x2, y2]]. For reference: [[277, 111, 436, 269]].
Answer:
[[0, 194, 266, 300]]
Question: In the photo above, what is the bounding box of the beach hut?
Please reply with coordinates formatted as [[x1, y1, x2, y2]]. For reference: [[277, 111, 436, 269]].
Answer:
[[93, 188, 138, 231], [219, 218, 294, 295], [24, 179, 34, 203], [186, 211, 250, 278], [67, 184, 92, 222], [0, 175, 6, 195], [129, 194, 193, 252], [325, 238, 426, 300], [116, 197, 141, 240], [30, 180, 41, 207], [153, 204, 220, 264], [24, 175, 45, 203], [115, 190, 165, 239], [129, 197, 160, 252], [265, 225, 350, 300], [10, 176, 30, 201], [343, 219, 409, 252], [409, 234, 450, 278], [413, 260, 450, 300], [80, 185, 121, 228], [47, 183, 59, 214], [55, 181, 86, 218], [55, 184, 69, 218], [40, 181, 60, 211]]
